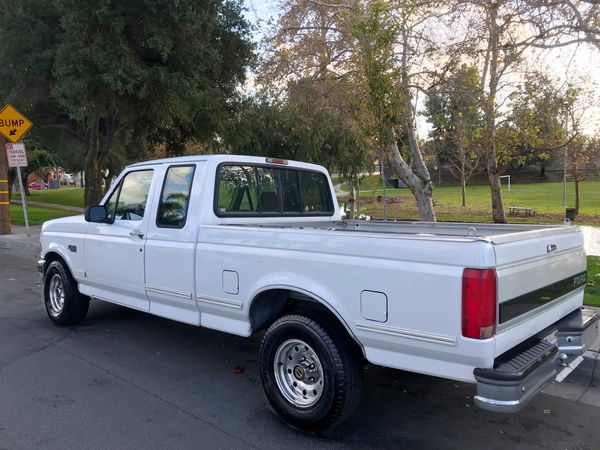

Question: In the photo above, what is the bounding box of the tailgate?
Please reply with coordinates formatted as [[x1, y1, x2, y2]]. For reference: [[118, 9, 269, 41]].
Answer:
[[493, 229, 587, 355]]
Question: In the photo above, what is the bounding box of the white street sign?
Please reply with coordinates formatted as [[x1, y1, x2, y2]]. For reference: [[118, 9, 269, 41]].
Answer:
[[4, 142, 30, 236], [6, 143, 27, 167]]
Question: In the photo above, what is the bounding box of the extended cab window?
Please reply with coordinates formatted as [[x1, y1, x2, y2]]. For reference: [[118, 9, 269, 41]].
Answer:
[[300, 171, 332, 213], [157, 165, 195, 228], [104, 170, 154, 222], [215, 164, 333, 216]]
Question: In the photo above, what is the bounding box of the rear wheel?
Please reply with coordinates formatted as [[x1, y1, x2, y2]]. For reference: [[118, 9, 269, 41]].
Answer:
[[259, 314, 363, 430], [44, 260, 89, 326]]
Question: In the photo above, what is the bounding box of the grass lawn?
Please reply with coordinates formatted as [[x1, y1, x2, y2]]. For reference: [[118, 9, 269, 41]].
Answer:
[[28, 187, 84, 208], [345, 177, 600, 225], [586, 256, 600, 307], [9, 204, 78, 226]]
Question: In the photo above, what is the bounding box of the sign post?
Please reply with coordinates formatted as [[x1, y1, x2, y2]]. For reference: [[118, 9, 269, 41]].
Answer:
[[0, 104, 33, 236], [6, 143, 30, 237]]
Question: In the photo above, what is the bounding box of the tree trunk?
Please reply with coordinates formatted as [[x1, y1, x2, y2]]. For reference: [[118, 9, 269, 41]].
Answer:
[[386, 26, 436, 222], [488, 172, 506, 222], [483, 3, 507, 224], [414, 182, 435, 222], [575, 179, 580, 214], [83, 116, 118, 207], [348, 179, 356, 220], [388, 141, 436, 221], [84, 157, 104, 207], [459, 129, 466, 207]]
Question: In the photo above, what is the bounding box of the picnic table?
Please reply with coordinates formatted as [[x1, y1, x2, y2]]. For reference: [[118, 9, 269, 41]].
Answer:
[[376, 196, 403, 204], [508, 206, 536, 217]]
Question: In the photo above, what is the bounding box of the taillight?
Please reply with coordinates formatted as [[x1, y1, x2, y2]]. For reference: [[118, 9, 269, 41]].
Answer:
[[462, 268, 497, 339]]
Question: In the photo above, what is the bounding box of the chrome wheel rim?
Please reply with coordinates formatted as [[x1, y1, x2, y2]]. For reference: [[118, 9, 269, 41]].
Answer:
[[48, 274, 65, 318], [274, 339, 324, 408]]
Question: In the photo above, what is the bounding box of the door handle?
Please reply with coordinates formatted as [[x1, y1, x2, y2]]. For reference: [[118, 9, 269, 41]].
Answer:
[[129, 230, 144, 239]]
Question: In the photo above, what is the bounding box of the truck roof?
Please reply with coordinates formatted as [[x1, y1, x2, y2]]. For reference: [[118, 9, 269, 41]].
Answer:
[[127, 154, 328, 173]]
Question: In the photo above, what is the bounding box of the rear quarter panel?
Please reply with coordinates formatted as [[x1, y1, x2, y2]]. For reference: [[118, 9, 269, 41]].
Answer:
[[195, 225, 498, 382]]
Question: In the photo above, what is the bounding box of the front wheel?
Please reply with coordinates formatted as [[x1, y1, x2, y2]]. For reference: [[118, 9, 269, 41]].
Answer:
[[44, 260, 89, 326], [259, 314, 363, 430]]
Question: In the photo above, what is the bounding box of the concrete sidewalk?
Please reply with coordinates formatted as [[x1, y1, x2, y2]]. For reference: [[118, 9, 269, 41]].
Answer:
[[0, 225, 41, 255]]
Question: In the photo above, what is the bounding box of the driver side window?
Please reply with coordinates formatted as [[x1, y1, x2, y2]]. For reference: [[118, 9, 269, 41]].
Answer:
[[104, 170, 154, 222]]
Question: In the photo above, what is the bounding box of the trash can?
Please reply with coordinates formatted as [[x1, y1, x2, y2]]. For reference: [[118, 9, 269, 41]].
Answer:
[[565, 208, 577, 221], [48, 179, 60, 189]]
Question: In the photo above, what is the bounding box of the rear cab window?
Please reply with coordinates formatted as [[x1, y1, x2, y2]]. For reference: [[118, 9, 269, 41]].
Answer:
[[215, 164, 334, 217]]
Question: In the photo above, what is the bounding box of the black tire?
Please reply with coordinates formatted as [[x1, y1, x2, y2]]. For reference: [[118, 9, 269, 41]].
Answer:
[[259, 314, 363, 430], [43, 260, 89, 326]]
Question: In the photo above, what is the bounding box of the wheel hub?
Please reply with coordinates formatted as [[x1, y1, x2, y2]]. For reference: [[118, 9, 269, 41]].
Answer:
[[293, 365, 305, 380], [274, 339, 324, 408], [47, 273, 65, 318]]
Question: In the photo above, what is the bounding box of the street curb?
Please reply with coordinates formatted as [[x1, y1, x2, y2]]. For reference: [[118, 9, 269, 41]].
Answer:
[[0, 235, 39, 256]]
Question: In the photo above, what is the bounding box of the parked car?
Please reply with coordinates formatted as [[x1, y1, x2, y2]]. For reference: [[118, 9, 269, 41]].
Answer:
[[62, 173, 75, 186], [37, 155, 599, 430], [29, 179, 48, 190]]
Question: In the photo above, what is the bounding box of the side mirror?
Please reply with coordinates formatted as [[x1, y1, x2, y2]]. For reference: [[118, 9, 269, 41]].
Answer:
[[85, 205, 110, 223]]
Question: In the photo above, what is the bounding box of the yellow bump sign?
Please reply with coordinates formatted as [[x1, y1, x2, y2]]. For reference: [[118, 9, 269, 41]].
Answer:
[[0, 104, 33, 143]]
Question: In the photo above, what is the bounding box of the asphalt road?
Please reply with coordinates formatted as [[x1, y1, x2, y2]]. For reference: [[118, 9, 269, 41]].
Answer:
[[1, 249, 599, 450]]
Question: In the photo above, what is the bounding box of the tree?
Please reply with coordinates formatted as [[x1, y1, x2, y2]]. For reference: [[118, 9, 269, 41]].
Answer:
[[350, 0, 441, 221], [263, 0, 462, 221], [569, 135, 600, 215], [425, 64, 484, 206], [498, 72, 577, 175], [462, 0, 600, 222], [223, 94, 373, 190], [0, 0, 254, 206]]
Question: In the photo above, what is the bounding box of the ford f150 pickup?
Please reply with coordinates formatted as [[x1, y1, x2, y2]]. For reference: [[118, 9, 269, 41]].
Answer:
[[38, 155, 599, 430]]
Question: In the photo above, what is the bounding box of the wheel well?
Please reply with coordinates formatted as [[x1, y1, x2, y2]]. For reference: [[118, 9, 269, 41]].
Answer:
[[249, 289, 365, 358], [44, 252, 71, 277]]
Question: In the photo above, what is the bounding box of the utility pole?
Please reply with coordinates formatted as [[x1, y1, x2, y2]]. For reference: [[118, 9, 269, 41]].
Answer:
[[563, 103, 568, 208], [0, 135, 11, 234]]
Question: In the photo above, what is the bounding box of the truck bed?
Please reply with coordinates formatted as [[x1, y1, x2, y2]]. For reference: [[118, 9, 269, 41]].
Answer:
[[229, 219, 578, 245]]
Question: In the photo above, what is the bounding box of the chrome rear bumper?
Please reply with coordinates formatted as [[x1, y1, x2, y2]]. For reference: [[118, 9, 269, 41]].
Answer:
[[474, 307, 599, 413]]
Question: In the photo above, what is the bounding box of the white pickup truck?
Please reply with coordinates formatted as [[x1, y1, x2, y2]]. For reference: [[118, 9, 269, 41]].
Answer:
[[38, 155, 598, 430]]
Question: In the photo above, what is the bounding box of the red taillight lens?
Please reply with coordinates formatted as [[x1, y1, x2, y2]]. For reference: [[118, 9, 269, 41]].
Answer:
[[462, 268, 497, 339]]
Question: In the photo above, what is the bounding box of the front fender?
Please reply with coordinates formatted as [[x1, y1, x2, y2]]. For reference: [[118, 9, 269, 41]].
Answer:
[[44, 243, 77, 279]]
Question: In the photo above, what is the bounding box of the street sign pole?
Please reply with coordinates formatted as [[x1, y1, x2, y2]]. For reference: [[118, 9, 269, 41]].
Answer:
[[5, 142, 30, 236], [15, 166, 30, 237]]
